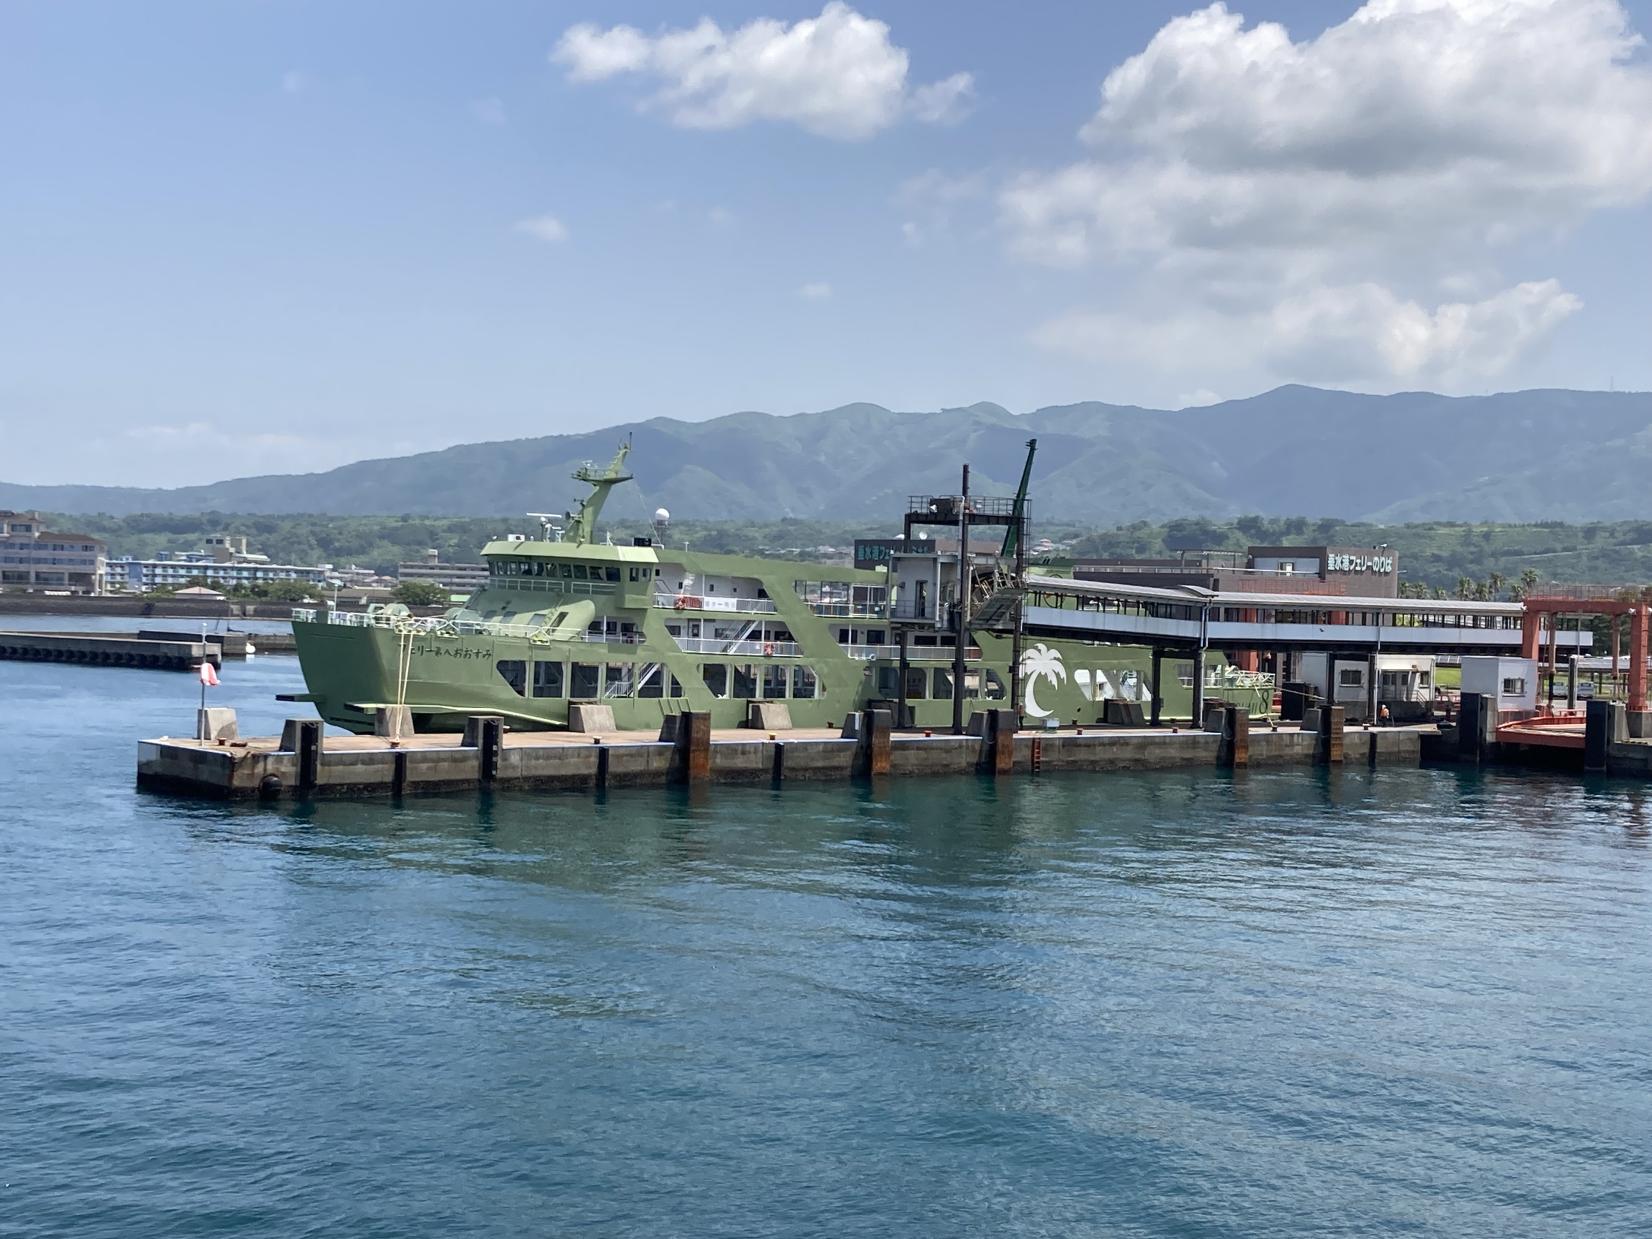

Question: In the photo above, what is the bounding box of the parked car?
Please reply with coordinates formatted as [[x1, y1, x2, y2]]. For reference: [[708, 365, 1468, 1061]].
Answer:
[[1548, 679, 1595, 699]]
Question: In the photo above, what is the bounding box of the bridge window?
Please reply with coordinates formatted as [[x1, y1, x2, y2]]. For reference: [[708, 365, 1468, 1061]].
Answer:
[[984, 670, 1007, 701], [904, 667, 928, 700], [495, 659, 527, 696], [933, 668, 953, 699], [763, 665, 788, 698], [792, 666, 818, 699], [531, 661, 564, 698], [605, 566, 621, 582], [703, 664, 728, 697], [733, 664, 758, 699], [604, 665, 634, 697], [571, 662, 600, 698]]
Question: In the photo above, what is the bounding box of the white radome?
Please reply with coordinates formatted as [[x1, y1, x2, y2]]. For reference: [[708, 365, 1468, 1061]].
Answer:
[[654, 508, 670, 523]]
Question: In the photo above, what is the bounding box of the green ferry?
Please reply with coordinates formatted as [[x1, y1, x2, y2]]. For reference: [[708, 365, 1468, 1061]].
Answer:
[[291, 443, 1260, 734]]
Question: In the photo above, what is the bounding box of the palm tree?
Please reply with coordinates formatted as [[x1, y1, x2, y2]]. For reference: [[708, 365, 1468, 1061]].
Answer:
[[1515, 568, 1540, 600], [1486, 572, 1506, 600], [1018, 643, 1067, 719], [1456, 575, 1475, 600]]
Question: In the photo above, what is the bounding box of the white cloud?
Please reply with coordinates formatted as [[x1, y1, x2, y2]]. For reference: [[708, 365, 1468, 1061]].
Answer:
[[799, 281, 833, 299], [469, 96, 507, 126], [908, 72, 975, 124], [1005, 0, 1652, 386], [1177, 388, 1223, 408], [895, 168, 988, 245], [514, 214, 569, 244], [551, 3, 973, 140], [1034, 279, 1582, 385]]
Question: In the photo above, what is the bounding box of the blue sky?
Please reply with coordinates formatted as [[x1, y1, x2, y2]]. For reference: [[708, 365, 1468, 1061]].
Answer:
[[5, 0, 1652, 487]]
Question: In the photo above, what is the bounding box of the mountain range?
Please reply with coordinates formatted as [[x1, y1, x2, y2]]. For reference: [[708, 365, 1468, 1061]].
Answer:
[[7, 386, 1651, 524]]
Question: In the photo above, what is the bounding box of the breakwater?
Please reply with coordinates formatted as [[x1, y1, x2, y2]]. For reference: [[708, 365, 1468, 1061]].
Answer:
[[0, 629, 219, 671]]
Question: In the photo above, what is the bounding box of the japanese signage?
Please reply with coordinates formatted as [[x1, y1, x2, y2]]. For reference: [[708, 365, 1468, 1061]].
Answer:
[[1327, 553, 1394, 574]]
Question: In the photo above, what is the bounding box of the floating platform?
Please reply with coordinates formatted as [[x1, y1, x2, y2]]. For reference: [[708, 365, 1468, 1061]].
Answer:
[[136, 706, 1427, 801]]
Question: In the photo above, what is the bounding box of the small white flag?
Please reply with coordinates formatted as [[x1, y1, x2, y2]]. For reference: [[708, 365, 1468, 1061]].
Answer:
[[199, 660, 220, 687]]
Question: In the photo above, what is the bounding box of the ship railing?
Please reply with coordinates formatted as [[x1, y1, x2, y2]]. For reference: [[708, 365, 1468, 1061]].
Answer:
[[292, 607, 638, 645], [836, 643, 980, 661], [654, 593, 779, 614], [671, 636, 802, 658], [500, 577, 616, 597], [807, 603, 889, 619]]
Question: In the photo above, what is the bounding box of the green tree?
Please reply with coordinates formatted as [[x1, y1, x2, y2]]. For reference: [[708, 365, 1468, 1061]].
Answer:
[[393, 580, 451, 608]]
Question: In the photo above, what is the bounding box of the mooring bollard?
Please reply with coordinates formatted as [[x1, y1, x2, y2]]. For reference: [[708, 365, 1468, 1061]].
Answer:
[[674, 710, 712, 784], [1220, 704, 1249, 767], [279, 718, 323, 793], [860, 708, 893, 777], [1315, 705, 1345, 765], [463, 715, 504, 783]]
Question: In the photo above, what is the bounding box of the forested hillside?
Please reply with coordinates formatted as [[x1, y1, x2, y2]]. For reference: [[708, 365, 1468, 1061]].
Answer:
[[59, 510, 1652, 595]]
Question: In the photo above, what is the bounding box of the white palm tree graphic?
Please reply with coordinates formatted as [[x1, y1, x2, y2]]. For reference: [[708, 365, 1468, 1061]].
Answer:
[[1019, 643, 1066, 718]]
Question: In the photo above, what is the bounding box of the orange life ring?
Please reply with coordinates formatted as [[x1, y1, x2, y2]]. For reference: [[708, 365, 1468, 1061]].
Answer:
[[763, 642, 775, 656]]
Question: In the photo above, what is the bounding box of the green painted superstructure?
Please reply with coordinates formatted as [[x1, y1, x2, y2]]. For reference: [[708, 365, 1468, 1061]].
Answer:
[[292, 444, 1259, 733]]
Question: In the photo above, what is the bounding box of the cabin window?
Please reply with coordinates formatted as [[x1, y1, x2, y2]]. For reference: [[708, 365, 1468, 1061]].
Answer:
[[904, 667, 928, 700], [560, 563, 572, 579], [670, 673, 683, 698], [532, 661, 565, 698], [867, 630, 886, 645], [876, 666, 899, 696], [1503, 676, 1527, 695], [637, 664, 665, 698], [1418, 672, 1432, 691], [703, 664, 728, 697], [605, 566, 621, 583], [604, 665, 634, 698], [933, 668, 953, 699], [573, 564, 587, 581], [571, 663, 601, 698], [733, 665, 757, 699], [762, 665, 787, 699], [495, 659, 527, 696], [792, 666, 818, 699], [628, 567, 639, 582], [1338, 668, 1364, 687]]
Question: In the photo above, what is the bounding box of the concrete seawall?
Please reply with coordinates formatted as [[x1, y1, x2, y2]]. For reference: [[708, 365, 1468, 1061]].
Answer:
[[137, 709, 1426, 802]]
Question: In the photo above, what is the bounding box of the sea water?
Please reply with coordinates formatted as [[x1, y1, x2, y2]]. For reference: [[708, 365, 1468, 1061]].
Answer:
[[2, 645, 1650, 1237]]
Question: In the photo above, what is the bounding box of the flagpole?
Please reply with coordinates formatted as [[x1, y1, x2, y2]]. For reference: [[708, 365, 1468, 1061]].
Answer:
[[198, 622, 207, 736]]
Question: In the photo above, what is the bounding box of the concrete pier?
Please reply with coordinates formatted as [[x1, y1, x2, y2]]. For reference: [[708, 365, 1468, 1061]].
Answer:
[[0, 630, 219, 671], [137, 711, 1430, 801]]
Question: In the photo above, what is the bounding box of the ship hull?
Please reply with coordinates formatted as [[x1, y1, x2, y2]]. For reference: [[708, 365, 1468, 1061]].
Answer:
[[293, 618, 1252, 735]]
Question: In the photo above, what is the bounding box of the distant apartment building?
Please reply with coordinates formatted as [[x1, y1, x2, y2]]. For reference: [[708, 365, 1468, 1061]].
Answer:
[[0, 511, 107, 594], [112, 531, 331, 593], [397, 549, 488, 593]]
